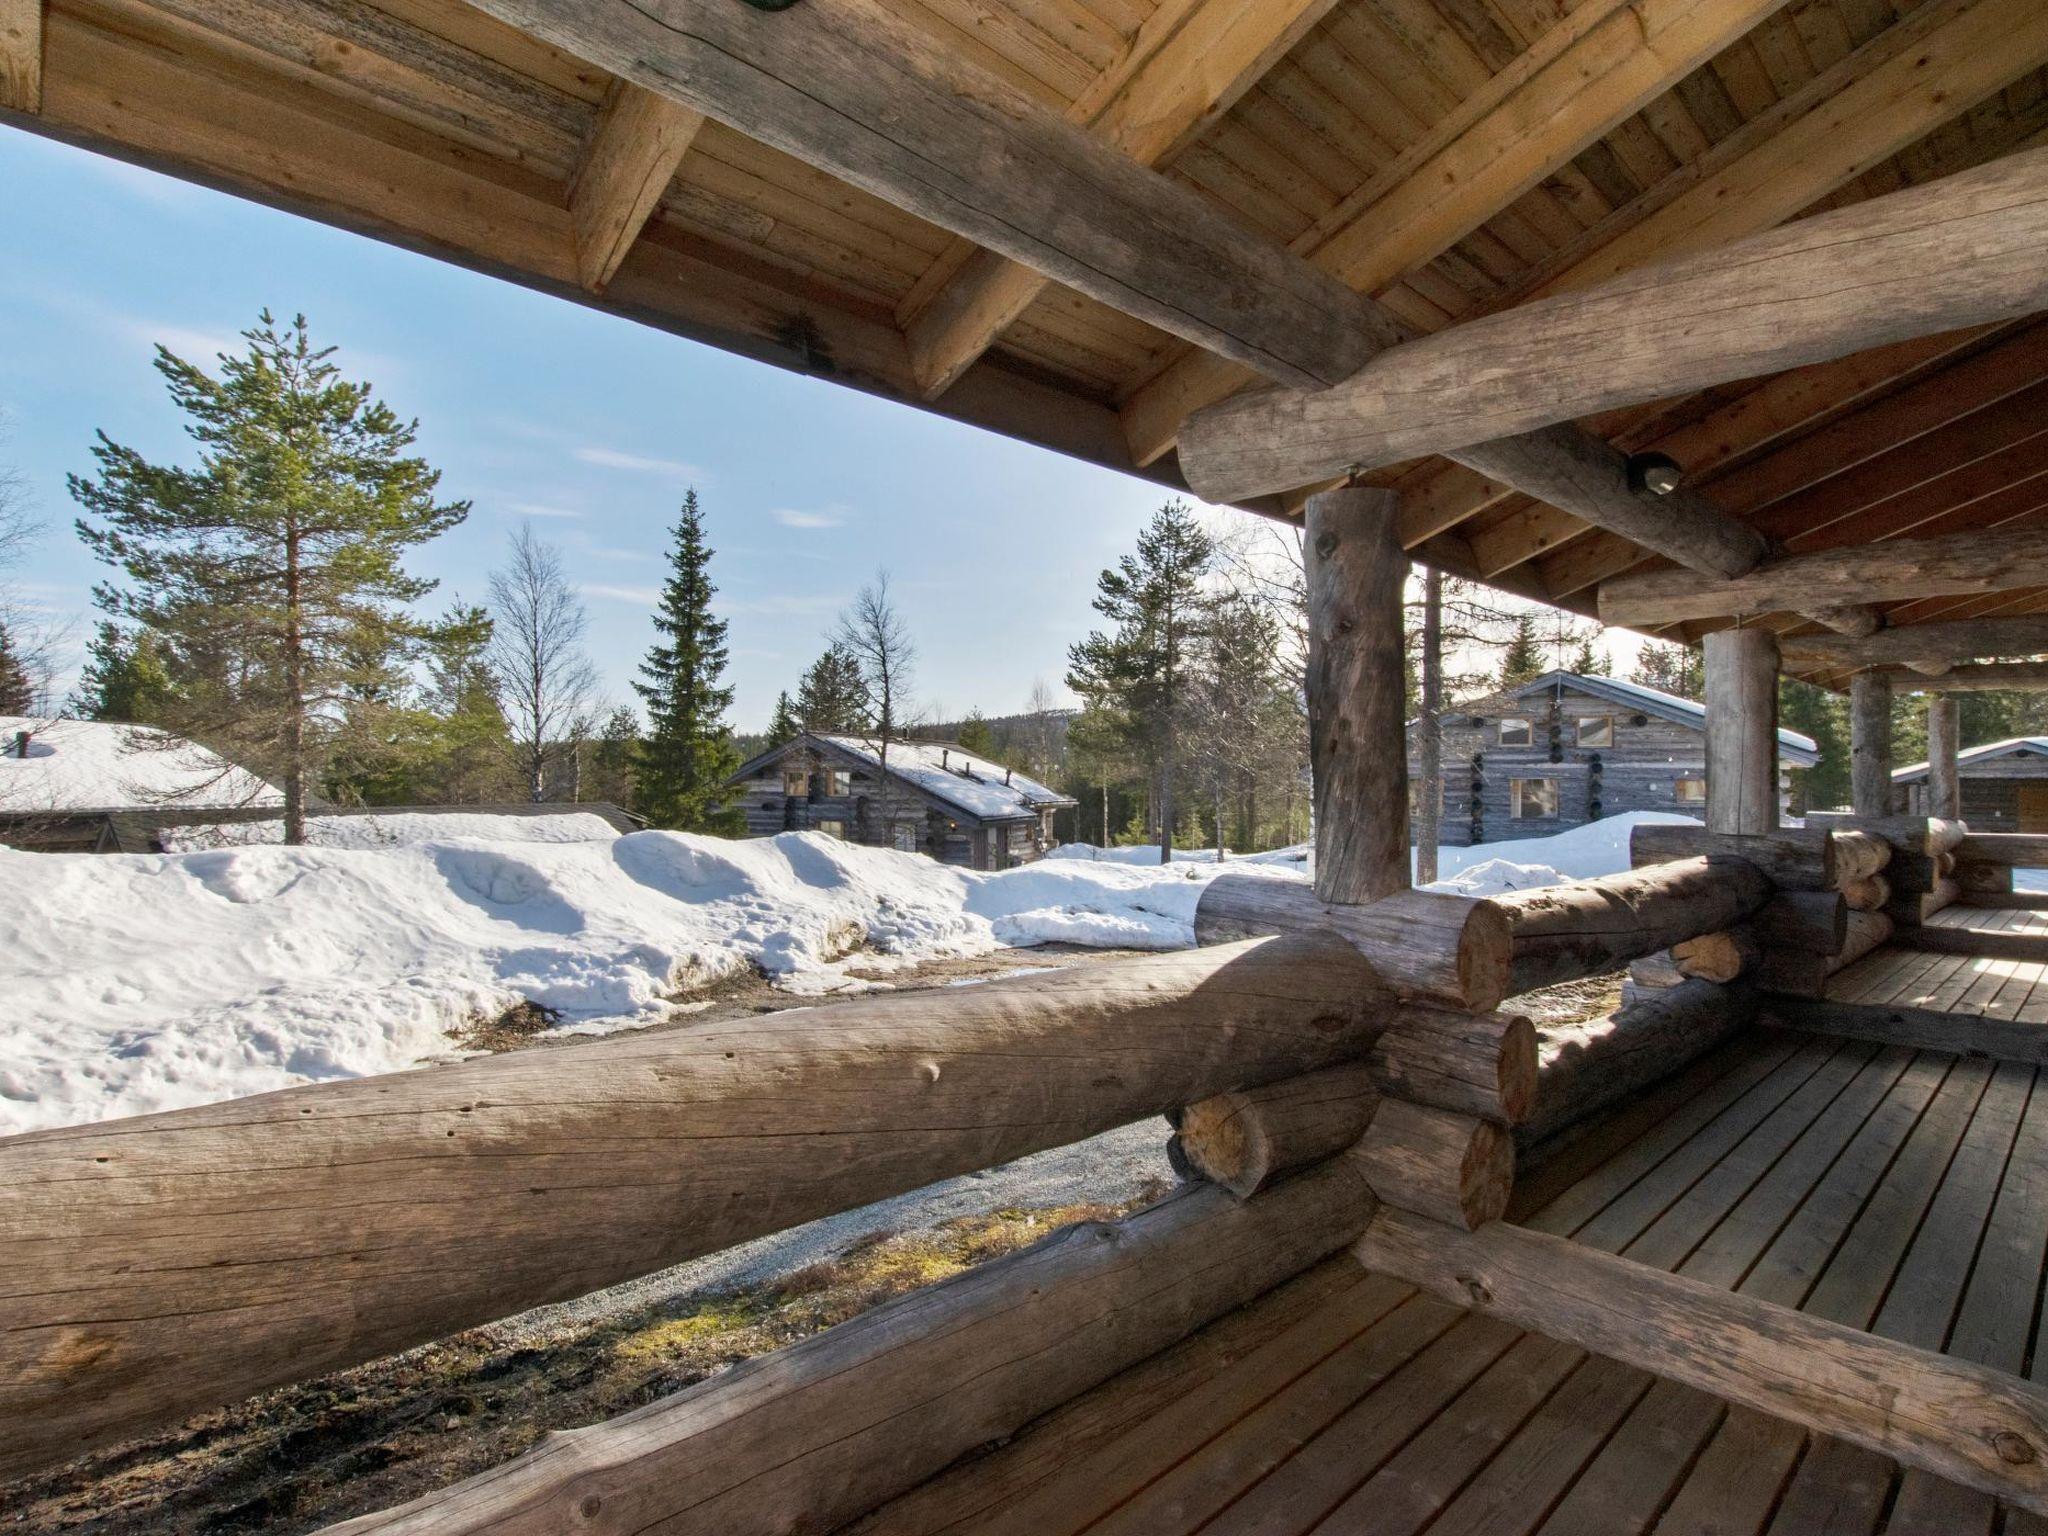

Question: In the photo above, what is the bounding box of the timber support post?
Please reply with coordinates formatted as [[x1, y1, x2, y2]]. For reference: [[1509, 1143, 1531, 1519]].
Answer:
[[1851, 670, 1893, 817], [1928, 695, 1961, 820], [1704, 627, 1779, 835], [1305, 485, 1408, 904]]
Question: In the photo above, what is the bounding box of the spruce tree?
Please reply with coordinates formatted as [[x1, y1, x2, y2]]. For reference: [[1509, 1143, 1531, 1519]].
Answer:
[[633, 490, 742, 832], [768, 691, 801, 746], [956, 709, 995, 755], [1068, 500, 1213, 861], [1631, 640, 1704, 700], [423, 603, 514, 803], [0, 618, 32, 714], [72, 312, 467, 841], [589, 705, 640, 809], [795, 642, 869, 734], [1498, 614, 1545, 689]]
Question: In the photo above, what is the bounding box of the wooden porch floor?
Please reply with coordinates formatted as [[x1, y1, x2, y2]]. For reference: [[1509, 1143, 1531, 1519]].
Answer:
[[850, 1028, 2048, 1536]]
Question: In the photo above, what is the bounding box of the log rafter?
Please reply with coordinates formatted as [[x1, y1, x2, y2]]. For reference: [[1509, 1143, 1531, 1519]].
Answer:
[[568, 79, 703, 292]]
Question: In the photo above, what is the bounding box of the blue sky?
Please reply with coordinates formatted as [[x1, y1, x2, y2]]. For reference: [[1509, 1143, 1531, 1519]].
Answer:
[[0, 130, 1185, 730]]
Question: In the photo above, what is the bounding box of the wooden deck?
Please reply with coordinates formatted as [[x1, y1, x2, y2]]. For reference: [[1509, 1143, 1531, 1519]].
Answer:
[[850, 1028, 2048, 1536], [1899, 905, 2048, 962]]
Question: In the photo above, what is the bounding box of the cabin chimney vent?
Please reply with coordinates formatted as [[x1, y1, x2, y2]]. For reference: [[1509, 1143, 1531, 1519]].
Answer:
[[11, 730, 28, 759], [941, 749, 949, 769], [1005, 767, 1013, 785]]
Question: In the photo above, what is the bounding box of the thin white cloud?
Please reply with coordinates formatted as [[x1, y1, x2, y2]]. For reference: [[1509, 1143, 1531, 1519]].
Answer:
[[579, 583, 662, 605], [769, 504, 849, 530], [574, 446, 701, 478], [502, 501, 583, 520]]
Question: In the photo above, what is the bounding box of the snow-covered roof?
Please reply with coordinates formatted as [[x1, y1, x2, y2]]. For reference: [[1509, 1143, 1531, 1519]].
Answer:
[[814, 735, 1075, 820], [0, 716, 283, 814], [1500, 672, 1821, 764], [1893, 735, 2048, 783]]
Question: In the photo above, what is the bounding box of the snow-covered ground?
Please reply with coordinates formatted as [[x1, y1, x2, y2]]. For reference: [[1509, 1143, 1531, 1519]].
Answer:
[[0, 810, 1696, 1136]]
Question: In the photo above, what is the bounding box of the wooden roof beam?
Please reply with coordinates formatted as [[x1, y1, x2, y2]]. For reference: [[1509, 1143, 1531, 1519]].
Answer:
[[1116, 0, 1803, 468], [1, 0, 40, 112], [1176, 144, 2048, 503], [1600, 522, 2048, 627], [901, 0, 1340, 399], [1779, 616, 2048, 672], [1895, 660, 2048, 690], [568, 81, 703, 293], [1377, 0, 2048, 561]]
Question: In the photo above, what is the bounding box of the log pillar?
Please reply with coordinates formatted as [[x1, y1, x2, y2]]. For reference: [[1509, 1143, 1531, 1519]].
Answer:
[[1305, 486, 1408, 905], [1704, 627, 1780, 834], [1928, 695, 1962, 820], [1851, 670, 1893, 817]]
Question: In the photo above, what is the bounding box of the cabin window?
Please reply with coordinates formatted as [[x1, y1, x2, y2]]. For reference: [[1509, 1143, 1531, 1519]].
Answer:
[[1575, 716, 1613, 749], [1510, 778, 1559, 819], [782, 767, 808, 796], [825, 769, 851, 796], [892, 824, 917, 853], [1498, 716, 1533, 747], [1675, 777, 1707, 805], [816, 819, 847, 840]]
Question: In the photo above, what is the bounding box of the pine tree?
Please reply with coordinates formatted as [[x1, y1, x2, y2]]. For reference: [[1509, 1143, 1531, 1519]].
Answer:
[[1498, 614, 1545, 689], [73, 621, 177, 723], [768, 691, 801, 746], [1068, 500, 1213, 861], [632, 490, 742, 832], [0, 618, 32, 714], [794, 643, 867, 733], [72, 312, 467, 840]]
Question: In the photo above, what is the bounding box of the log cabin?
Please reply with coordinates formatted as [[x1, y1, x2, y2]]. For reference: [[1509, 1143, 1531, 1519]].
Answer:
[[725, 731, 1075, 869], [0, 715, 282, 851], [1894, 736, 2048, 829], [1411, 670, 1820, 845], [18, 0, 2048, 1531]]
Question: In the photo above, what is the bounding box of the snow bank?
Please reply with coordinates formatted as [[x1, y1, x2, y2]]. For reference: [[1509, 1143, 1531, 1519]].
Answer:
[[2, 812, 1686, 1135], [157, 810, 621, 852]]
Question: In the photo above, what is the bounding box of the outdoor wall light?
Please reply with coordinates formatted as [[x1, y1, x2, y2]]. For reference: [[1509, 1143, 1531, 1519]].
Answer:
[[1627, 451, 1684, 497]]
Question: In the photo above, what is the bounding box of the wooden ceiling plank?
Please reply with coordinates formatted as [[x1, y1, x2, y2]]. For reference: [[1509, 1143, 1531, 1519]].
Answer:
[[569, 81, 703, 292], [1118, 0, 1801, 467], [900, 0, 1339, 399], [0, 0, 38, 111], [1176, 143, 2048, 503]]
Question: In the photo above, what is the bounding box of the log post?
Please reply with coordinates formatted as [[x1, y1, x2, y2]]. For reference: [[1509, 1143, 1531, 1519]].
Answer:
[[1851, 671, 1894, 817], [1306, 486, 1408, 906], [1178, 1063, 1381, 1198], [1368, 1009, 1536, 1126], [1928, 695, 1962, 820], [1704, 626, 1780, 834]]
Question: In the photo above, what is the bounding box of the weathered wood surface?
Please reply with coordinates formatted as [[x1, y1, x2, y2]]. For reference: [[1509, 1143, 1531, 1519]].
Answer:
[[1960, 861, 2016, 896], [1354, 1207, 2048, 1515], [1851, 669, 1893, 817], [460, 0, 1396, 394], [1179, 1063, 1379, 1199], [0, 935, 1389, 1481], [1670, 927, 1762, 983], [1888, 849, 1960, 892], [1629, 823, 1835, 889], [331, 1155, 1382, 1536], [1894, 918, 2048, 963], [1929, 696, 1963, 820], [1758, 911, 1895, 998], [1523, 979, 1758, 1145], [1831, 830, 1894, 882], [1369, 1008, 1536, 1126], [1755, 891, 1850, 953], [1351, 1098, 1511, 1230], [1890, 877, 1962, 925], [1841, 873, 1892, 913], [1306, 488, 1408, 906], [1194, 875, 1511, 1011], [1177, 144, 2048, 499], [1781, 615, 2048, 671], [1600, 522, 2048, 626], [1957, 833, 2048, 866], [1820, 812, 1969, 856], [0, 0, 39, 112], [1705, 627, 1780, 835], [568, 81, 702, 291], [1495, 854, 1773, 992], [1909, 661, 2048, 691], [1768, 993, 2048, 1064]]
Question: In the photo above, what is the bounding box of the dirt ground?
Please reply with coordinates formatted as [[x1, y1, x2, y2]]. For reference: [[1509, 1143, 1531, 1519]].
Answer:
[[1, 948, 1622, 1534]]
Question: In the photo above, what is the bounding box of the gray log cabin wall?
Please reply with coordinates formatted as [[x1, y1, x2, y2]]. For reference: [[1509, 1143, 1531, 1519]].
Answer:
[[1409, 681, 1798, 847], [1898, 746, 2048, 830], [729, 741, 1055, 870]]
